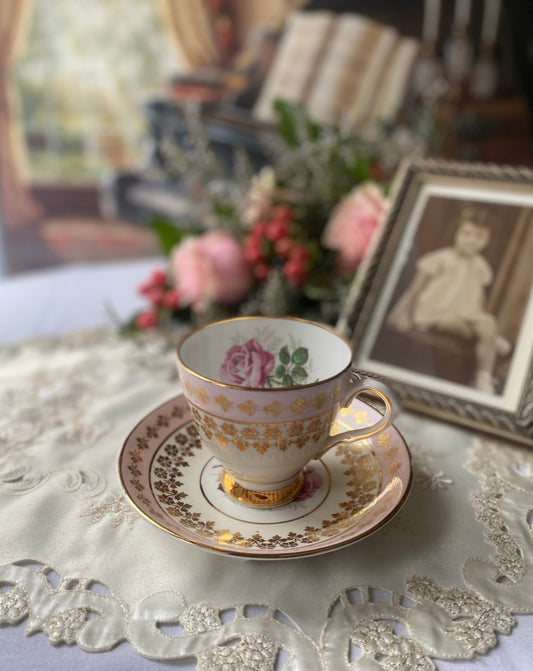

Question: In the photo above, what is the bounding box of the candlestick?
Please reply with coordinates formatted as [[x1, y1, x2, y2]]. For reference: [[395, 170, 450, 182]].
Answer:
[[480, 0, 501, 46], [454, 0, 472, 29], [422, 0, 441, 46]]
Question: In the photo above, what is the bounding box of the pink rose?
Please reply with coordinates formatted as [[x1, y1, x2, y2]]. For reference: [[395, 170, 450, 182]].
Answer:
[[293, 465, 323, 502], [323, 182, 387, 277], [171, 231, 252, 313], [220, 339, 275, 387]]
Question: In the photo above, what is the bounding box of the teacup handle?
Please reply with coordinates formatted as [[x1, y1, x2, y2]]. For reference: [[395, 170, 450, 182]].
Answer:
[[315, 376, 399, 460]]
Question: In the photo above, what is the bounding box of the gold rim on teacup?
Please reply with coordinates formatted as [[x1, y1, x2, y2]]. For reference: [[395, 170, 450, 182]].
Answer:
[[176, 315, 354, 391]]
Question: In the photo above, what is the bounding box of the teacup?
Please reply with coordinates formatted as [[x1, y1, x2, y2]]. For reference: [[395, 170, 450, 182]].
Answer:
[[176, 316, 398, 508]]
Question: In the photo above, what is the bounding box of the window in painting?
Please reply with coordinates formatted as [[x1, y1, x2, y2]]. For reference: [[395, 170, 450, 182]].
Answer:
[[14, 0, 180, 183]]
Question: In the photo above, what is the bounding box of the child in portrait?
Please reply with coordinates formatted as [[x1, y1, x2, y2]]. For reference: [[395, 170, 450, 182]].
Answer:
[[387, 207, 510, 393]]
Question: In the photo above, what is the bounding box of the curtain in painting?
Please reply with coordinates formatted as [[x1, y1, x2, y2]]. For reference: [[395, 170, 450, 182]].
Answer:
[[158, 0, 307, 70], [158, 0, 222, 68], [0, 0, 41, 228]]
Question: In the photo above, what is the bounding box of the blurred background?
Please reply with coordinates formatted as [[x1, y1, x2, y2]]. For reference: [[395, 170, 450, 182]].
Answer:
[[1, 0, 532, 277]]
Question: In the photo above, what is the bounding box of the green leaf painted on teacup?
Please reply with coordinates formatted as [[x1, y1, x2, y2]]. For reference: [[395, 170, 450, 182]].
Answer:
[[291, 347, 309, 365], [292, 366, 307, 383], [275, 365, 286, 379], [262, 343, 312, 387]]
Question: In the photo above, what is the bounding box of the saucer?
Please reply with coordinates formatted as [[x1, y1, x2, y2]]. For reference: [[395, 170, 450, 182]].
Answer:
[[118, 394, 412, 559]]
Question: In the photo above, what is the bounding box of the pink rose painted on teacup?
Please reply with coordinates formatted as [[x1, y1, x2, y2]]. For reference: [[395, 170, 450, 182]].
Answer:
[[293, 465, 323, 502], [220, 339, 275, 387]]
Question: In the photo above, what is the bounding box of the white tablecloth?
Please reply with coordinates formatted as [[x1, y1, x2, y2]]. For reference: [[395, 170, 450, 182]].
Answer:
[[1, 259, 532, 671], [2, 259, 169, 670], [0, 258, 165, 346]]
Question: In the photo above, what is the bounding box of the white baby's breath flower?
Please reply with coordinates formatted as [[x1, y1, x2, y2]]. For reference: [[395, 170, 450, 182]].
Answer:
[[241, 166, 277, 226]]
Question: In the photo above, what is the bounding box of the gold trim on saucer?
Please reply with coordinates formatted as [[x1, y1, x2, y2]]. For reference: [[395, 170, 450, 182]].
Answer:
[[221, 470, 305, 508]]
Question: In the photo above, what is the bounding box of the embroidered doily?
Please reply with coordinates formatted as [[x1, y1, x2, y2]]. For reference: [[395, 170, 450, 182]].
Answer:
[[1, 330, 532, 669]]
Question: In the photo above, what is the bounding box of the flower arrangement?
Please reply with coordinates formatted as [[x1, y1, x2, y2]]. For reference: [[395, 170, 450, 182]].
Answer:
[[126, 101, 412, 335]]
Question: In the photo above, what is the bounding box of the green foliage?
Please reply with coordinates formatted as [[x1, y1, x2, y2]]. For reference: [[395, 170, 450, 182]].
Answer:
[[118, 314, 141, 336], [291, 347, 309, 366], [274, 99, 321, 147], [291, 366, 307, 383], [268, 100, 376, 217], [275, 365, 286, 378], [266, 345, 310, 388], [150, 218, 194, 256]]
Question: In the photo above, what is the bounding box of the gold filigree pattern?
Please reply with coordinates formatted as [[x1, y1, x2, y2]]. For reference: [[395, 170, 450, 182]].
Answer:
[[196, 389, 210, 405], [124, 405, 197, 524], [148, 421, 381, 549], [330, 385, 342, 400], [233, 437, 248, 452], [263, 402, 283, 416], [311, 393, 328, 409], [213, 395, 233, 412], [238, 401, 260, 416], [251, 439, 270, 454], [377, 433, 401, 473], [182, 380, 347, 417], [264, 427, 282, 440], [220, 423, 237, 436], [289, 399, 306, 414], [192, 406, 335, 455], [241, 427, 259, 440], [332, 406, 368, 434]]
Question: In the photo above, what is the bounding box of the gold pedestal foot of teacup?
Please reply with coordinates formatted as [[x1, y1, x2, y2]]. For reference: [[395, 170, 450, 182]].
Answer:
[[221, 471, 305, 508]]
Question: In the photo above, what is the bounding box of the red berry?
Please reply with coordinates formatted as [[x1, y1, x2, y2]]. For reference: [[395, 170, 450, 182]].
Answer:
[[138, 268, 167, 295], [147, 287, 165, 306], [251, 221, 268, 238], [289, 245, 311, 263], [283, 258, 308, 287], [162, 289, 180, 309], [244, 236, 265, 264], [136, 311, 159, 329], [138, 280, 152, 296], [273, 205, 293, 222], [370, 162, 385, 182], [150, 269, 167, 287], [273, 237, 293, 259], [266, 218, 289, 242], [253, 262, 272, 281]]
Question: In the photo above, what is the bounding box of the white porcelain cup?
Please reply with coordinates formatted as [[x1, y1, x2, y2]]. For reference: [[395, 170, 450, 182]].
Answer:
[[176, 316, 399, 507]]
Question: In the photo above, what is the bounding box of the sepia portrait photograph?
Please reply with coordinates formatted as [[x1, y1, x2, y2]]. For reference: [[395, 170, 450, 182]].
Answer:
[[345, 161, 533, 444]]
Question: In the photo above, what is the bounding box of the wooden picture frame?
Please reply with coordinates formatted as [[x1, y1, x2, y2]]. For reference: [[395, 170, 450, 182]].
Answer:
[[338, 159, 533, 446]]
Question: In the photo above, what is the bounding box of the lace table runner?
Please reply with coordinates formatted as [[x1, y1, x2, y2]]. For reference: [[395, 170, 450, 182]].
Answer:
[[1, 330, 532, 670]]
